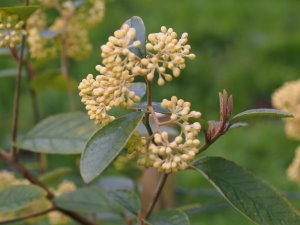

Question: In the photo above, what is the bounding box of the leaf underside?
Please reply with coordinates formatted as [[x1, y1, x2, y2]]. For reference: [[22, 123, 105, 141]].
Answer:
[[80, 111, 145, 183]]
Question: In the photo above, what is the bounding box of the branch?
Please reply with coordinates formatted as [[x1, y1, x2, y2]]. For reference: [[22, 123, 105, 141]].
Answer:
[[0, 207, 55, 225], [144, 173, 169, 219]]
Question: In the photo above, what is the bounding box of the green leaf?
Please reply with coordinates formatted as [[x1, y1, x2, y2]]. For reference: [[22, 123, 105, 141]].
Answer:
[[30, 73, 76, 92], [39, 167, 72, 184], [53, 186, 121, 214], [108, 190, 140, 215], [128, 82, 146, 99], [134, 102, 171, 114], [147, 209, 190, 225], [230, 108, 292, 124], [124, 16, 146, 58], [18, 112, 97, 154], [0, 185, 46, 213], [80, 111, 145, 183], [193, 157, 300, 225], [0, 5, 39, 20]]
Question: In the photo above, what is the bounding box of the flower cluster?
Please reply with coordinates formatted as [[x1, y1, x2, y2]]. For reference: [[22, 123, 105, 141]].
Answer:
[[27, 0, 105, 60], [80, 23, 195, 126], [272, 79, 300, 140], [137, 97, 201, 173], [79, 19, 200, 173], [0, 15, 26, 48], [79, 24, 143, 125], [144, 26, 196, 85]]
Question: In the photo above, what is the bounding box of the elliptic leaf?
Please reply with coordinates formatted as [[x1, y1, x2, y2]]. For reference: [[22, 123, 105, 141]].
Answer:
[[230, 108, 292, 124], [80, 111, 145, 183], [124, 16, 146, 58], [0, 185, 46, 213], [193, 157, 300, 225], [18, 112, 97, 154], [53, 186, 121, 214], [147, 209, 190, 225], [0, 6, 39, 20]]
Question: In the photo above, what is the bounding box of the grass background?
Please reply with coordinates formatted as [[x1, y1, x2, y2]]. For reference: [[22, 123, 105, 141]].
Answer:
[[1, 0, 300, 224]]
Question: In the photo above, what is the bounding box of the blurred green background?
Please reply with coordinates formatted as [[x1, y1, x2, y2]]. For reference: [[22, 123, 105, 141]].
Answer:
[[1, 0, 300, 224]]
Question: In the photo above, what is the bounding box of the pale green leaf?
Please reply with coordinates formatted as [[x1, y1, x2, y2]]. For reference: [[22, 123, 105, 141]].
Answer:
[[124, 16, 146, 58], [53, 186, 121, 214], [80, 111, 145, 183], [0, 185, 46, 213], [0, 6, 39, 20], [147, 209, 190, 225], [193, 157, 300, 225], [18, 112, 97, 154], [230, 108, 292, 124]]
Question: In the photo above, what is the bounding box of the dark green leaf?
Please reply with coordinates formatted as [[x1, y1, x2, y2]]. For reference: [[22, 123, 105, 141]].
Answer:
[[230, 108, 292, 124], [128, 82, 146, 99], [108, 190, 140, 215], [80, 111, 145, 183], [147, 209, 190, 225], [134, 102, 171, 114], [0, 5, 39, 20], [54, 186, 121, 214], [124, 16, 146, 58], [39, 167, 72, 184], [18, 112, 97, 154], [30, 73, 77, 92], [0, 185, 46, 213], [193, 157, 300, 225]]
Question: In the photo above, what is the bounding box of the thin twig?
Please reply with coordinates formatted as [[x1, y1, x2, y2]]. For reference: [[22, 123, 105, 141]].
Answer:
[[144, 173, 169, 219], [10, 25, 27, 161], [24, 59, 40, 123], [0, 207, 55, 225]]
